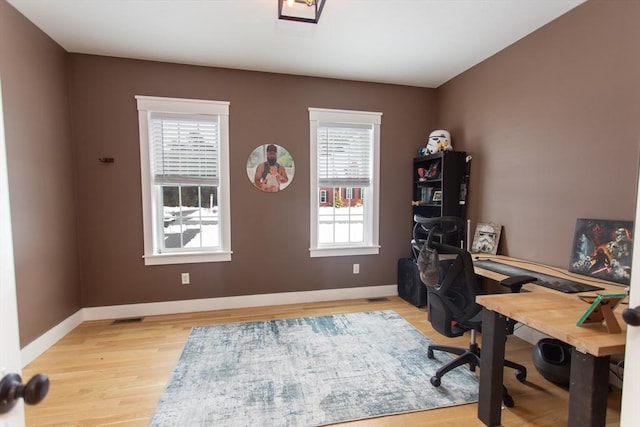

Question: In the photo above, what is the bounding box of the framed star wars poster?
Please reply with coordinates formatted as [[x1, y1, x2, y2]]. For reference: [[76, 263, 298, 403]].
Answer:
[[568, 218, 633, 285]]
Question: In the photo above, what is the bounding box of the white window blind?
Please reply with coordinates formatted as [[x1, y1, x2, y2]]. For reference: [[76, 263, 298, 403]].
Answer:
[[317, 122, 372, 187], [150, 113, 219, 185]]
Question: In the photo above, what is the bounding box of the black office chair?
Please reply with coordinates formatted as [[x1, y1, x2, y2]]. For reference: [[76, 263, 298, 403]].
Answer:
[[413, 215, 529, 407]]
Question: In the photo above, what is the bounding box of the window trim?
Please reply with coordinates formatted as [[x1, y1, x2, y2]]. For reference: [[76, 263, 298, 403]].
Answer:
[[136, 95, 232, 265], [309, 107, 381, 258]]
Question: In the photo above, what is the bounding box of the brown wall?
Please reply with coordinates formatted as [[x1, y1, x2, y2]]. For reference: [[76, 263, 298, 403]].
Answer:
[[0, 0, 81, 346], [68, 55, 435, 307], [437, 0, 640, 268]]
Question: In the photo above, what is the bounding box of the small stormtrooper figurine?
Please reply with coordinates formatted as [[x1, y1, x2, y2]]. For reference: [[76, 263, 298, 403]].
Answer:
[[425, 130, 453, 154]]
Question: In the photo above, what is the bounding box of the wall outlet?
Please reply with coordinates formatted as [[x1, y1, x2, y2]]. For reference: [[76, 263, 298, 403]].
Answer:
[[353, 264, 359, 274], [181, 272, 190, 285]]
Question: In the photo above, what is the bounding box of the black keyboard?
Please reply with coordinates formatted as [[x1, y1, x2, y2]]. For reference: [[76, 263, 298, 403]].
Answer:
[[474, 259, 604, 293]]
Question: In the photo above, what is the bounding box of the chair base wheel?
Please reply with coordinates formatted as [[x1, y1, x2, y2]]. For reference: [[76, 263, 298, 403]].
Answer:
[[503, 394, 514, 408], [516, 370, 527, 382], [430, 376, 441, 387]]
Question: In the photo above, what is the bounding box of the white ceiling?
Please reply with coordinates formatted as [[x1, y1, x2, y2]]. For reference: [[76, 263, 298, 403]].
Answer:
[[7, 0, 586, 88]]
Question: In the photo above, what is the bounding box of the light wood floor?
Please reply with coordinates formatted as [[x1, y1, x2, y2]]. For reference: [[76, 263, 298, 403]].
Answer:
[[22, 296, 621, 426]]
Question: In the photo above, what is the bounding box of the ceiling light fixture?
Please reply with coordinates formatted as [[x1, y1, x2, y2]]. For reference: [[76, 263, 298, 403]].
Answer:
[[278, 0, 326, 24]]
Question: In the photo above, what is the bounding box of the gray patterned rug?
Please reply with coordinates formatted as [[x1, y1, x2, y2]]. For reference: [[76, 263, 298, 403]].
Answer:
[[150, 310, 478, 426]]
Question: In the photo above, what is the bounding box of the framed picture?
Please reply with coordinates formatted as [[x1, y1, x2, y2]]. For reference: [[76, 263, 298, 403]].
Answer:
[[471, 222, 502, 255], [246, 144, 295, 193], [431, 190, 442, 202], [568, 218, 633, 285]]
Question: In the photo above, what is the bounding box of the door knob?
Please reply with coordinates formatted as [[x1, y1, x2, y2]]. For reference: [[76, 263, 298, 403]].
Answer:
[[0, 373, 49, 414], [622, 306, 640, 327]]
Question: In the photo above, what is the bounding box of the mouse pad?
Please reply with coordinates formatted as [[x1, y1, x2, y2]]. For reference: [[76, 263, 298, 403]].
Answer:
[[474, 259, 604, 293]]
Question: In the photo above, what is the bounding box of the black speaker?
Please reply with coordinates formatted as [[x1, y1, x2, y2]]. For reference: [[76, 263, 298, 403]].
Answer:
[[397, 258, 427, 307], [532, 338, 572, 386]]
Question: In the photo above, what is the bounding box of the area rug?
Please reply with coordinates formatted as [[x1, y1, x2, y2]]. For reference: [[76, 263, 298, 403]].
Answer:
[[150, 310, 479, 426]]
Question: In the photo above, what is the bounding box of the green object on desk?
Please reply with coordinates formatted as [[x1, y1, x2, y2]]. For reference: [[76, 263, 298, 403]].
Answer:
[[576, 293, 627, 326]]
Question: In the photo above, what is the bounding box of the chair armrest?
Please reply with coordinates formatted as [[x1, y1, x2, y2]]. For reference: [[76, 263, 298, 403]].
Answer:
[[500, 275, 538, 293]]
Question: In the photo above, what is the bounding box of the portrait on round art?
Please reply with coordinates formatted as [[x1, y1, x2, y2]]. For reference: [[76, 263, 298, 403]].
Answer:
[[246, 144, 295, 193]]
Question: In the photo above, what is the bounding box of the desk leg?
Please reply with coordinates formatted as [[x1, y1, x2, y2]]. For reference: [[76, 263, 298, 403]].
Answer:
[[568, 349, 610, 427], [478, 308, 506, 427]]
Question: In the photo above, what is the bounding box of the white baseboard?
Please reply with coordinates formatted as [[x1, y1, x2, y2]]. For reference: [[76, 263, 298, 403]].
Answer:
[[21, 309, 85, 367], [21, 284, 397, 367], [514, 324, 550, 345]]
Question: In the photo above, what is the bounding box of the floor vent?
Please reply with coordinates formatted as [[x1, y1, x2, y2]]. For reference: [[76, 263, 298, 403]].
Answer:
[[111, 317, 144, 325], [367, 297, 390, 303]]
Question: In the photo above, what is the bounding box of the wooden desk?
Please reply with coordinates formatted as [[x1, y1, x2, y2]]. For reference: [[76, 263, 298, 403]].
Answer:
[[473, 255, 627, 427]]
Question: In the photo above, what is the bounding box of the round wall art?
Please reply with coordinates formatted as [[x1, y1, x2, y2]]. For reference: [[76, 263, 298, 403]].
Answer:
[[246, 144, 294, 193]]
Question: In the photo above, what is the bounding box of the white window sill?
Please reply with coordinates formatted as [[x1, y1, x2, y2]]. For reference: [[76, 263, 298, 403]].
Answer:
[[143, 251, 232, 265], [309, 246, 380, 258]]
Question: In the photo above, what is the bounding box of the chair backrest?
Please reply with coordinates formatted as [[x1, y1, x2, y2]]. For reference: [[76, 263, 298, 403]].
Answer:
[[414, 216, 484, 338]]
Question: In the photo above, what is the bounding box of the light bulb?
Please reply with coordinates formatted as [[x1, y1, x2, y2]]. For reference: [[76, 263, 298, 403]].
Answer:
[[287, 0, 294, 7]]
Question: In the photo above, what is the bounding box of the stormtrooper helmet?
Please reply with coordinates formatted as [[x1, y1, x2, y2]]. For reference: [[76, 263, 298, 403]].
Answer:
[[426, 130, 453, 154]]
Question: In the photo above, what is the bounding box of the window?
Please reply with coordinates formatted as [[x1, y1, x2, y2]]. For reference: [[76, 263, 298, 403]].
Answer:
[[320, 190, 328, 204], [136, 96, 231, 265], [309, 108, 381, 257]]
